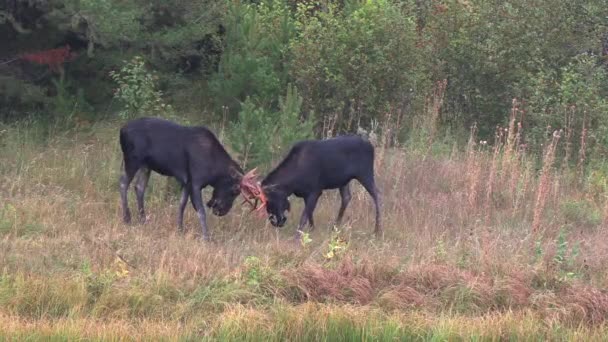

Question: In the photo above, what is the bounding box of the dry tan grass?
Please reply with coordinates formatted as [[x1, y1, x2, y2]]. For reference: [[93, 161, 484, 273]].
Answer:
[[3, 305, 607, 341], [0, 312, 189, 340], [2, 118, 608, 338]]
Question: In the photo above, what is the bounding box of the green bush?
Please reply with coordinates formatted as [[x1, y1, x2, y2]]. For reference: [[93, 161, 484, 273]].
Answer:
[[290, 0, 429, 133], [109, 56, 174, 119], [209, 0, 293, 117], [228, 84, 314, 170], [228, 97, 275, 169], [424, 0, 607, 138], [524, 54, 608, 159], [0, 75, 48, 120]]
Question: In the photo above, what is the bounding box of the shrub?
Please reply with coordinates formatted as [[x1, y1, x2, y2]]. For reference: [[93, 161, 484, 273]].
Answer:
[[109, 56, 174, 120], [290, 0, 429, 133], [228, 84, 314, 170], [523, 54, 608, 159], [227, 97, 275, 169], [208, 0, 292, 117]]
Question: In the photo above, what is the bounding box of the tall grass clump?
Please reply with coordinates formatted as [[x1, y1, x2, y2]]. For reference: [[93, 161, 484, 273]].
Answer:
[[532, 130, 562, 233]]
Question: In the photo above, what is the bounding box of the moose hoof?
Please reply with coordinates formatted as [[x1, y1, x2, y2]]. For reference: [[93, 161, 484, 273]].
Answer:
[[291, 230, 305, 244], [374, 230, 384, 239]]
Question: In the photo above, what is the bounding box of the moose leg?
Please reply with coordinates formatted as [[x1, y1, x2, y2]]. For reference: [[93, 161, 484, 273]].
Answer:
[[296, 192, 321, 238], [177, 185, 190, 232], [119, 161, 140, 224], [358, 176, 382, 236], [134, 168, 151, 223], [336, 184, 352, 226], [190, 184, 210, 241]]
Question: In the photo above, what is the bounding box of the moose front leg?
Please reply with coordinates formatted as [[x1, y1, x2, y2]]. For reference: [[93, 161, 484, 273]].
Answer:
[[295, 192, 321, 239], [190, 184, 210, 241], [177, 185, 190, 232]]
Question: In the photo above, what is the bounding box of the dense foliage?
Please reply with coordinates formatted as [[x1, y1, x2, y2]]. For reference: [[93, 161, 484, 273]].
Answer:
[[1, 0, 607, 165]]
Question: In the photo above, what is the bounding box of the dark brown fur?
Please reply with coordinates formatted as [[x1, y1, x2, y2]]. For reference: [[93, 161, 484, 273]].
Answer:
[[261, 135, 381, 237], [119, 117, 243, 240]]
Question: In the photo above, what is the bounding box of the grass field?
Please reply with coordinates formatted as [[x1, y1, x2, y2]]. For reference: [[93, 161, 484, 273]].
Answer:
[[1, 118, 608, 340]]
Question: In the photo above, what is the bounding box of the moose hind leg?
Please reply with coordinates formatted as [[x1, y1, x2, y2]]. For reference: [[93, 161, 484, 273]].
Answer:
[[134, 168, 151, 223], [336, 184, 352, 226], [120, 160, 140, 224], [357, 176, 381, 236]]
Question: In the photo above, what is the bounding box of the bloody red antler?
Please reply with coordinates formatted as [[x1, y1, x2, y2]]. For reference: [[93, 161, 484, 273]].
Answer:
[[239, 168, 267, 213]]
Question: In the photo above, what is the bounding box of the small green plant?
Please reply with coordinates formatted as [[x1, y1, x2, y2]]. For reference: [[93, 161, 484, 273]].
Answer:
[[534, 238, 543, 264], [300, 231, 312, 248], [109, 56, 174, 120], [586, 168, 608, 202], [0, 203, 17, 234], [456, 247, 471, 269], [0, 204, 42, 237], [553, 228, 581, 281], [50, 77, 92, 125], [561, 199, 602, 228], [324, 228, 348, 261], [433, 236, 448, 263], [243, 256, 263, 287], [80, 257, 129, 308], [241, 255, 284, 298]]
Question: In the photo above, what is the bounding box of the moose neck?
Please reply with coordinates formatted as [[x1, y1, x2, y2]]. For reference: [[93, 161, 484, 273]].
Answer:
[[262, 162, 297, 196], [211, 157, 243, 188]]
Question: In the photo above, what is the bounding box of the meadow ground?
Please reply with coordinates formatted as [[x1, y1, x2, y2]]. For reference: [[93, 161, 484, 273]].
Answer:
[[1, 119, 608, 340]]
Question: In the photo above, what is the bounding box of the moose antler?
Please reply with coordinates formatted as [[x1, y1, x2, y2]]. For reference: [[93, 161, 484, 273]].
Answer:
[[239, 168, 267, 213]]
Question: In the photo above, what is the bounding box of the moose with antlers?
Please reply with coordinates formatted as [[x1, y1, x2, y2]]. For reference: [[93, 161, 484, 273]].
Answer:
[[118, 117, 263, 241], [246, 135, 381, 239]]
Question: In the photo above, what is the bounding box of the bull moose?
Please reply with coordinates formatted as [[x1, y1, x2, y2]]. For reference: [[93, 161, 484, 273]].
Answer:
[[248, 135, 382, 238], [118, 117, 259, 241]]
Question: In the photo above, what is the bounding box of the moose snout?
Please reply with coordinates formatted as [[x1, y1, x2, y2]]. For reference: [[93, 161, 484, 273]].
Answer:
[[269, 214, 286, 227], [213, 206, 229, 216], [207, 199, 228, 216]]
